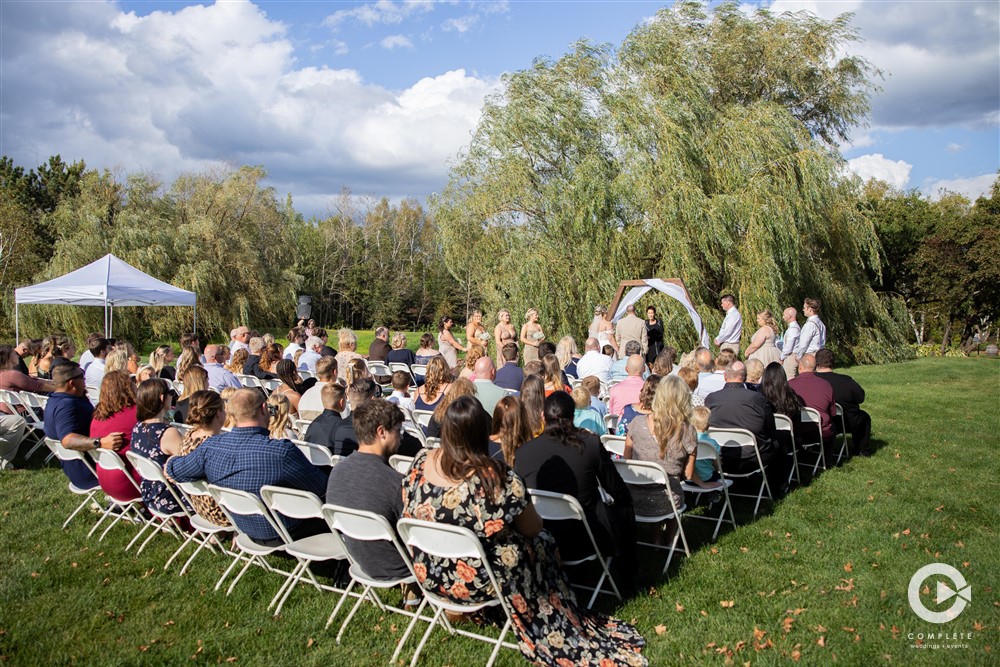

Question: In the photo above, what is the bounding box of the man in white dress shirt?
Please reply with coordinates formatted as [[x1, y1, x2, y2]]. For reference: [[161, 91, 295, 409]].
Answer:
[[297, 336, 324, 373], [575, 337, 614, 384], [714, 294, 743, 355], [780, 307, 801, 380], [229, 326, 251, 354], [795, 298, 827, 359]]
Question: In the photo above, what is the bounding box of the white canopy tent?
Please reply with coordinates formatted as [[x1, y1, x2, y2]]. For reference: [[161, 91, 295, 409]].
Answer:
[[609, 278, 711, 349], [14, 254, 197, 340]]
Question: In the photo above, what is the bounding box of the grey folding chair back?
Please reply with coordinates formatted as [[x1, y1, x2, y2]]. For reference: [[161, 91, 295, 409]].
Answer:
[[798, 407, 828, 475], [44, 438, 103, 530], [707, 427, 774, 516], [613, 458, 690, 574]]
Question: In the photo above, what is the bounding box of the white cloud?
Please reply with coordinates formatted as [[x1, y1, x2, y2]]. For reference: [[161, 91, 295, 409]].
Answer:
[[847, 153, 912, 189], [925, 173, 997, 201], [442, 15, 478, 33], [324, 0, 435, 30], [946, 142, 963, 153], [0, 1, 499, 212], [380, 34, 414, 49]]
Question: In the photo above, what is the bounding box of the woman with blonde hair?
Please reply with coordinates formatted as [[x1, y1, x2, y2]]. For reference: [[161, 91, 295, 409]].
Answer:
[[588, 305, 619, 358], [36, 335, 74, 379], [135, 365, 156, 383], [519, 308, 544, 365], [343, 358, 369, 387], [541, 354, 570, 396], [459, 345, 484, 380], [414, 355, 451, 411], [114, 340, 140, 374], [175, 346, 201, 385], [266, 393, 296, 440], [104, 349, 130, 374], [174, 366, 208, 423], [489, 395, 533, 464], [178, 390, 230, 526], [227, 348, 248, 376], [745, 309, 781, 366], [628, 375, 697, 521], [555, 335, 581, 378], [493, 309, 517, 366], [466, 310, 489, 359], [335, 329, 364, 370], [386, 332, 416, 367], [219, 387, 238, 428], [149, 344, 176, 381]]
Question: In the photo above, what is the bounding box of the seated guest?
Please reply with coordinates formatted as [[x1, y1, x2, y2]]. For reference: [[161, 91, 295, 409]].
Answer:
[[555, 335, 581, 379], [166, 388, 328, 546], [523, 360, 543, 377], [325, 398, 412, 582], [11, 338, 41, 376], [0, 410, 26, 470], [174, 366, 209, 424], [44, 362, 122, 490], [414, 356, 451, 411], [136, 365, 156, 383], [243, 336, 278, 380], [610, 340, 643, 382], [148, 345, 177, 381], [580, 375, 608, 418], [90, 370, 141, 503], [493, 343, 524, 392], [571, 386, 605, 435], [304, 383, 347, 451], [174, 346, 202, 385], [267, 393, 296, 440], [744, 358, 765, 391], [36, 334, 75, 379], [459, 346, 484, 381], [103, 348, 131, 375], [607, 354, 646, 417], [367, 327, 391, 363], [230, 326, 251, 354], [76, 334, 101, 372], [651, 347, 677, 377], [283, 327, 306, 360], [616, 374, 662, 439], [0, 344, 55, 397], [258, 342, 283, 376], [334, 329, 364, 370], [541, 354, 571, 397], [298, 356, 337, 421], [677, 366, 703, 408], [297, 336, 324, 374], [274, 359, 311, 416], [519, 374, 545, 438], [789, 353, 837, 455], [203, 344, 242, 391], [689, 406, 722, 486], [313, 328, 337, 357], [114, 340, 141, 375], [227, 349, 248, 377], [401, 396, 648, 664], [705, 362, 786, 496], [386, 371, 415, 412], [815, 348, 873, 456], [471, 357, 507, 416], [413, 333, 440, 367], [179, 333, 200, 356], [575, 338, 613, 384], [130, 379, 189, 515], [426, 378, 479, 439], [759, 361, 802, 490], [489, 395, 533, 463], [626, 376, 697, 529], [515, 392, 637, 581], [692, 347, 723, 400], [84, 338, 113, 387], [386, 332, 417, 368], [333, 378, 381, 456], [177, 390, 230, 527]]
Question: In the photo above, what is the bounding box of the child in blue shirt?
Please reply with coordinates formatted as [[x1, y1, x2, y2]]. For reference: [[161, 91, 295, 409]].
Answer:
[[690, 406, 721, 485]]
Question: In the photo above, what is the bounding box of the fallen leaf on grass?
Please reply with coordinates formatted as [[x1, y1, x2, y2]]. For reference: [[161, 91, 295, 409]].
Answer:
[[734, 640, 746, 651], [835, 578, 855, 592], [816, 625, 827, 633], [720, 600, 735, 608], [225, 658, 237, 663], [842, 627, 855, 633], [753, 627, 767, 641], [30, 572, 39, 578], [306, 638, 315, 648], [973, 621, 984, 631], [162, 621, 174, 627], [700, 610, 708, 617], [791, 647, 802, 661], [655, 625, 667, 635], [843, 562, 853, 572], [817, 636, 826, 647], [675, 602, 685, 612], [934, 505, 944, 512], [782, 617, 795, 633]]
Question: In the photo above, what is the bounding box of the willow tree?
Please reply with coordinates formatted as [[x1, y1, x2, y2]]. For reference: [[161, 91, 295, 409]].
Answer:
[[434, 1, 910, 362]]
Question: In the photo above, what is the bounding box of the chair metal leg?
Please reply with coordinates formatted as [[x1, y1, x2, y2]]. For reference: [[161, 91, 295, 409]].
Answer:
[[485, 617, 512, 667], [214, 551, 245, 591], [391, 597, 428, 665], [408, 606, 444, 667], [336, 583, 373, 644], [226, 555, 261, 596], [326, 578, 356, 629], [64, 493, 98, 529]]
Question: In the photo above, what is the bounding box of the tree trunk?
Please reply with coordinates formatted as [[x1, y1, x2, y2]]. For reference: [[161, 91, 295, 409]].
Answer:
[[940, 319, 952, 355]]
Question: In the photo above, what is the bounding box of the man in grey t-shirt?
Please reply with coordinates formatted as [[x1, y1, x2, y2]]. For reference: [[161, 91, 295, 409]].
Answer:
[[325, 398, 409, 580]]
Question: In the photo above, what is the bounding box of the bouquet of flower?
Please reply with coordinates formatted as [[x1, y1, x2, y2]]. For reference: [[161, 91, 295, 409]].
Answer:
[[531, 332, 545, 341], [478, 332, 490, 342]]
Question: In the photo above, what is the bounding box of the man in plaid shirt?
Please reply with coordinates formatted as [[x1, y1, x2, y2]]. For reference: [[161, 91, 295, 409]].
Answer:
[[166, 388, 327, 545]]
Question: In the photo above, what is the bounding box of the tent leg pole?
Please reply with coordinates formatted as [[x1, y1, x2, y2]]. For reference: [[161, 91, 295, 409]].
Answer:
[[15, 304, 19, 342]]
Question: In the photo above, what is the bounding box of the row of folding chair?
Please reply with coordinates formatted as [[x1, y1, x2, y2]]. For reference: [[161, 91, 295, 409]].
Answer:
[[0, 389, 50, 460]]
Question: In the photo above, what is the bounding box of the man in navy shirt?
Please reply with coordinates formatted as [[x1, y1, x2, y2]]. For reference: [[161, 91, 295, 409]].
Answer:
[[166, 388, 327, 545], [493, 343, 524, 392], [43, 362, 124, 489]]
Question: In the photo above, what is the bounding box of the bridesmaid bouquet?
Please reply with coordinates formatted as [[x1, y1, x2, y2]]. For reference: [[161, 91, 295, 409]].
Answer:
[[531, 332, 545, 341], [478, 332, 491, 342]]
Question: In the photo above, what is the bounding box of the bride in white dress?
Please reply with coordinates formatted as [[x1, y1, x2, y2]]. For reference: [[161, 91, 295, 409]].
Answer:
[[588, 305, 619, 357]]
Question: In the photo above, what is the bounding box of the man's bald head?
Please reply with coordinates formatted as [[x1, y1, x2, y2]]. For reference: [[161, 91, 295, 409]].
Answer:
[[695, 347, 714, 372], [228, 388, 268, 426], [723, 361, 747, 383], [474, 356, 495, 380], [585, 337, 599, 352], [625, 304, 635, 315], [204, 344, 221, 362], [783, 307, 798, 323], [626, 355, 645, 376], [798, 353, 817, 373]]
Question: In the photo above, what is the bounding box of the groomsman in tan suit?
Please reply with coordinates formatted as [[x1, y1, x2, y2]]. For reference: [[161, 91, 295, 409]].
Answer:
[[615, 305, 647, 360]]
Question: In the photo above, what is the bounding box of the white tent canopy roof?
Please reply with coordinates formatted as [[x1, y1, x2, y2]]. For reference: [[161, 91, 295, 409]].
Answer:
[[15, 254, 196, 306]]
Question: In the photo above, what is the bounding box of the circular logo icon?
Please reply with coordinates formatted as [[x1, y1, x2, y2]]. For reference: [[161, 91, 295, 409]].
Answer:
[[908, 563, 971, 624]]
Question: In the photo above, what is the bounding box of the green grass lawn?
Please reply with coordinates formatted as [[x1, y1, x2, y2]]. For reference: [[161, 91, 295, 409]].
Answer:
[[1, 358, 997, 665]]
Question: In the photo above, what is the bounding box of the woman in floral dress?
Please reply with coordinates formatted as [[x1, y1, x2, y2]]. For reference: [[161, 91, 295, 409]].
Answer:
[[130, 378, 189, 515], [401, 396, 647, 667]]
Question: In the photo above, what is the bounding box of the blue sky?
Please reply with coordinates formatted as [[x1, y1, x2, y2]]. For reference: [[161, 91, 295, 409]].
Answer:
[[1, 0, 997, 216]]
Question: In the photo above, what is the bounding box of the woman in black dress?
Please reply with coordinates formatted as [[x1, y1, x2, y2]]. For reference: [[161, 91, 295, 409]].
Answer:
[[644, 306, 664, 366]]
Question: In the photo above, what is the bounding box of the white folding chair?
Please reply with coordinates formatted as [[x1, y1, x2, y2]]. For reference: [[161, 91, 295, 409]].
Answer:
[[125, 452, 192, 558], [293, 440, 341, 468], [260, 486, 350, 616], [396, 519, 519, 667], [528, 489, 622, 608], [680, 441, 737, 540], [798, 408, 827, 476], [366, 361, 392, 393], [423, 437, 441, 449], [236, 374, 263, 389], [603, 413, 619, 435], [411, 410, 434, 431], [322, 504, 428, 663], [403, 422, 427, 447], [298, 370, 316, 380], [262, 379, 280, 394], [208, 485, 294, 596], [169, 421, 191, 436], [708, 427, 774, 517], [410, 364, 428, 382], [15, 391, 50, 459], [599, 434, 626, 458], [171, 479, 233, 576], [614, 459, 689, 575], [88, 448, 152, 545], [292, 417, 313, 437], [389, 362, 417, 386], [389, 454, 414, 474], [774, 413, 800, 486], [834, 403, 851, 465], [44, 438, 104, 530]]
